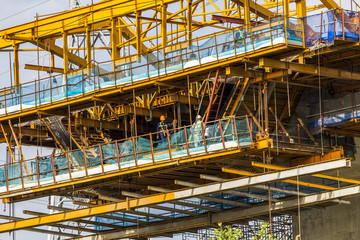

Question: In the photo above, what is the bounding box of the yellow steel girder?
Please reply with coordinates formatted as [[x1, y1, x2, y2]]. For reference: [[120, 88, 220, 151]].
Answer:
[[259, 58, 360, 81], [0, 0, 177, 49]]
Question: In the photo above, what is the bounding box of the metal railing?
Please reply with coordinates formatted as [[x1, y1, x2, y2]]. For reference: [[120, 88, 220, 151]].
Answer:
[[0, 116, 253, 194], [0, 16, 303, 117]]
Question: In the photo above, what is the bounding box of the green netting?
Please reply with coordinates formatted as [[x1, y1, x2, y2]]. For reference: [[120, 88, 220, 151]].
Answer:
[[0, 119, 252, 192]]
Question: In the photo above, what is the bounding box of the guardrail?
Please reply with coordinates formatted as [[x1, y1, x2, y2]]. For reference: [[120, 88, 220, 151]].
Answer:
[[0, 16, 303, 117], [0, 116, 253, 194]]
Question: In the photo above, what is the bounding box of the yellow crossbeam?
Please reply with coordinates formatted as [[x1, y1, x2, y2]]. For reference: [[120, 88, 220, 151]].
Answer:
[[320, 0, 339, 9], [222, 167, 336, 190], [259, 58, 360, 81], [251, 161, 360, 185], [0, 0, 177, 49], [231, 0, 274, 19]]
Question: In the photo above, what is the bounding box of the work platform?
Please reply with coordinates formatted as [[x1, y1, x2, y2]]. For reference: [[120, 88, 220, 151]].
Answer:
[[0, 15, 303, 123], [1, 0, 360, 239]]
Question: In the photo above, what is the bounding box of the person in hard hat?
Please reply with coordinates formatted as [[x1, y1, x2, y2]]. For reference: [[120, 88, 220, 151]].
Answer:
[[191, 115, 203, 148], [157, 115, 173, 140]]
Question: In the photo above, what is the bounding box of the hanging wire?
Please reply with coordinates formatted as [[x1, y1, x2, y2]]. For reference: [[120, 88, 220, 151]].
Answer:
[[296, 167, 302, 240], [0, 0, 50, 22], [286, 75, 291, 117], [317, 49, 324, 155], [8, 52, 13, 89], [274, 83, 279, 155]]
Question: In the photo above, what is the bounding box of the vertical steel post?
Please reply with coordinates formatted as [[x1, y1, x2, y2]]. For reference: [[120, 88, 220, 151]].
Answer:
[[35, 157, 40, 186], [149, 134, 155, 164], [184, 126, 190, 156], [246, 115, 252, 144], [201, 122, 208, 153], [83, 148, 89, 177], [232, 117, 240, 148], [19, 161, 24, 190], [67, 152, 72, 181], [132, 137, 138, 167], [342, 9, 345, 40], [167, 129, 172, 159], [4, 164, 9, 193], [115, 140, 121, 170], [51, 154, 57, 183], [218, 119, 226, 150], [99, 145, 104, 173]]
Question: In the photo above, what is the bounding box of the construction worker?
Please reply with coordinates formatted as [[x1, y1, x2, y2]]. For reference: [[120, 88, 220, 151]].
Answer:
[[157, 115, 173, 140], [191, 115, 203, 148]]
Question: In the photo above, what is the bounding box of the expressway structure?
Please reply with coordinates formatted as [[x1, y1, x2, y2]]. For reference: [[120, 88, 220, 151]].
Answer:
[[0, 0, 360, 239]]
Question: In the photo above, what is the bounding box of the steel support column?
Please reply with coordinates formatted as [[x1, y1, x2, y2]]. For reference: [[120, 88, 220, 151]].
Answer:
[[13, 43, 20, 87]]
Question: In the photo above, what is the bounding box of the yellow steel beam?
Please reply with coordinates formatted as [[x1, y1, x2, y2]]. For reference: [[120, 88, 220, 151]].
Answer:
[[111, 18, 120, 61], [13, 44, 20, 87], [283, 0, 290, 17], [42, 119, 67, 153], [0, 0, 177, 49], [21, 38, 88, 68], [232, 0, 274, 19], [320, 0, 339, 9], [251, 69, 291, 83], [24, 64, 64, 74], [290, 148, 344, 166], [244, 0, 251, 27], [227, 77, 250, 117], [222, 167, 337, 190], [187, 0, 193, 45], [161, 3, 167, 50], [252, 160, 360, 185], [136, 11, 142, 57], [296, 0, 307, 18], [0, 126, 48, 138], [62, 32, 69, 74], [86, 25, 92, 68], [117, 17, 158, 63], [259, 58, 360, 81]]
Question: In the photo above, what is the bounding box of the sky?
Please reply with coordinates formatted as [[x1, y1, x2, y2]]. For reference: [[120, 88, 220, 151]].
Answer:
[[0, 0, 357, 240]]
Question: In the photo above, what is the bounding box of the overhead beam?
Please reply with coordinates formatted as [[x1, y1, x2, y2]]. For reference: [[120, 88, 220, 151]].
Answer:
[[122, 190, 223, 212], [252, 161, 360, 186], [231, 0, 274, 19], [27, 39, 88, 68], [13, 44, 20, 87], [22, 210, 99, 233], [0, 215, 78, 238], [0, 0, 177, 49], [24, 64, 64, 74], [199, 174, 279, 202], [70, 185, 360, 240], [252, 69, 291, 83], [259, 58, 360, 81], [170, 182, 250, 207], [0, 126, 48, 138], [74, 201, 173, 220], [223, 167, 337, 191], [0, 158, 349, 233], [320, 0, 339, 9]]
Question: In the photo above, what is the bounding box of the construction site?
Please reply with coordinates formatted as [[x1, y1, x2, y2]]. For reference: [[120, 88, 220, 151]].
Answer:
[[0, 0, 360, 239]]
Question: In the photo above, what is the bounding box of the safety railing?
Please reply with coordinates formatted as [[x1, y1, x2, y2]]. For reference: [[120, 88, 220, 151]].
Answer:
[[304, 9, 360, 47], [0, 16, 303, 117], [0, 116, 253, 194]]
